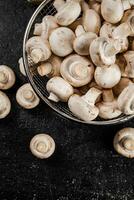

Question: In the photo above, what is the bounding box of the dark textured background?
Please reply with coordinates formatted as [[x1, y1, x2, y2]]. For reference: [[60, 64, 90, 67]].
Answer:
[[0, 0, 134, 199]]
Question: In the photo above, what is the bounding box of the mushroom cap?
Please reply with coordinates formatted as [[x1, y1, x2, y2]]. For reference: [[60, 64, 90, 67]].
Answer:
[[117, 84, 134, 115], [33, 15, 58, 40], [101, 0, 124, 24], [82, 2, 101, 34], [0, 65, 16, 90], [90, 37, 120, 67], [16, 83, 40, 109], [68, 94, 99, 122], [55, 0, 81, 26], [94, 64, 121, 89], [46, 76, 74, 102], [49, 27, 75, 57], [26, 36, 51, 63], [113, 128, 134, 158], [97, 100, 121, 119], [18, 58, 26, 76], [0, 91, 11, 119], [30, 134, 55, 159], [60, 54, 94, 87], [73, 31, 97, 55]]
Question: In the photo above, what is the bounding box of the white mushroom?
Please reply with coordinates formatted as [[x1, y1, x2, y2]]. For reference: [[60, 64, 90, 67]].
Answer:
[[0, 65, 15, 90], [90, 37, 121, 67], [60, 54, 94, 87], [101, 0, 131, 24], [37, 55, 62, 77], [113, 128, 134, 158], [68, 87, 102, 122], [100, 22, 129, 53], [73, 25, 97, 55], [30, 134, 55, 159], [33, 16, 58, 40], [0, 91, 11, 119], [54, 0, 81, 26], [82, 1, 101, 34], [117, 84, 134, 115], [49, 27, 75, 57], [97, 89, 121, 119], [26, 36, 51, 64], [18, 58, 26, 76], [16, 83, 40, 109], [94, 64, 121, 88], [113, 77, 133, 96], [46, 77, 74, 102]]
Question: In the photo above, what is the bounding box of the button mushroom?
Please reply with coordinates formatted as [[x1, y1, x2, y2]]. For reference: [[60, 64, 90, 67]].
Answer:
[[18, 58, 26, 76], [60, 54, 94, 87], [54, 0, 81, 26], [117, 84, 134, 115], [82, 1, 101, 34], [0, 91, 11, 119], [26, 36, 51, 64], [30, 134, 55, 159], [101, 0, 131, 24], [49, 27, 75, 57], [33, 16, 59, 40], [97, 89, 121, 119], [46, 76, 74, 102], [68, 87, 102, 122], [73, 25, 97, 56], [113, 128, 134, 158], [94, 64, 121, 89], [37, 55, 62, 78], [90, 37, 121, 67], [0, 65, 15, 90], [16, 83, 40, 109], [113, 77, 133, 96]]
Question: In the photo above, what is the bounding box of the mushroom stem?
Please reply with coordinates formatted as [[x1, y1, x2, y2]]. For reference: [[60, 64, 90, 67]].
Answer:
[[104, 41, 121, 57], [122, 137, 134, 151], [0, 71, 8, 84], [36, 141, 49, 153], [23, 90, 35, 102], [38, 63, 53, 76], [69, 62, 88, 79], [82, 87, 102, 105], [48, 92, 60, 102], [103, 89, 114, 102]]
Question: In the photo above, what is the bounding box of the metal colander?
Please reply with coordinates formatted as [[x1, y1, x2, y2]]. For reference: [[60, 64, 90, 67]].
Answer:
[[23, 0, 134, 125]]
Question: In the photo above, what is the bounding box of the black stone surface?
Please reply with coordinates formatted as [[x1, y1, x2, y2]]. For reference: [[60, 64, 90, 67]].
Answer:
[[0, 0, 134, 199]]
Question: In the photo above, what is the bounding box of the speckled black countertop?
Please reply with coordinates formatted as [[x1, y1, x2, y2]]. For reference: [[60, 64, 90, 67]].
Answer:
[[0, 0, 134, 199]]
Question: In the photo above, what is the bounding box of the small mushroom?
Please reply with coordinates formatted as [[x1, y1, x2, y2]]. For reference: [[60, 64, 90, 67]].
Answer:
[[117, 84, 134, 115], [60, 54, 94, 87], [26, 36, 51, 64], [49, 27, 75, 57], [68, 87, 102, 122], [101, 0, 130, 24], [100, 22, 129, 53], [97, 89, 121, 119], [113, 77, 133, 96], [0, 91, 11, 119], [94, 64, 121, 89], [90, 37, 121, 67], [73, 25, 97, 55], [18, 58, 26, 76], [30, 134, 55, 159], [113, 128, 134, 158], [54, 0, 81, 26], [46, 76, 74, 102], [33, 16, 59, 40], [37, 55, 62, 77], [16, 83, 40, 109], [82, 1, 101, 34], [0, 65, 15, 90]]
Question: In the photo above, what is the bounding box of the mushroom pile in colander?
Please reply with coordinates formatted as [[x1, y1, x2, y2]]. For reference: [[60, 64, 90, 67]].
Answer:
[[26, 0, 134, 122]]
